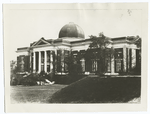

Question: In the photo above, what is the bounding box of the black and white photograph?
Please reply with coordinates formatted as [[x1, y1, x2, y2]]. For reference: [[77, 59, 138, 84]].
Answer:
[[3, 2, 148, 112]]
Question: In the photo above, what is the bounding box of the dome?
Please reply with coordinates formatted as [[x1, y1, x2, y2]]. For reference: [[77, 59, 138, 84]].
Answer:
[[59, 22, 85, 39]]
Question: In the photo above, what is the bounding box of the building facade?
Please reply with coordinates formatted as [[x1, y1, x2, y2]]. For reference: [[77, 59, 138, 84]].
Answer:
[[16, 22, 141, 75]]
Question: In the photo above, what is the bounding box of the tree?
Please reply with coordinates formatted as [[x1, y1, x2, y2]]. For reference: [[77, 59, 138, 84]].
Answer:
[[134, 35, 141, 74], [65, 50, 82, 77], [86, 32, 112, 75], [135, 35, 141, 50], [89, 32, 111, 49], [10, 60, 18, 85]]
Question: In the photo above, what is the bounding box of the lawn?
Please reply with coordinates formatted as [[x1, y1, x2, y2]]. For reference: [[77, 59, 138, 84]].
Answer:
[[10, 84, 67, 103], [48, 77, 141, 103], [10, 77, 141, 104]]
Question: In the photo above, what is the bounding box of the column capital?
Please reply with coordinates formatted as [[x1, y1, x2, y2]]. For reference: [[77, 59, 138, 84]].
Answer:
[[123, 45, 127, 48]]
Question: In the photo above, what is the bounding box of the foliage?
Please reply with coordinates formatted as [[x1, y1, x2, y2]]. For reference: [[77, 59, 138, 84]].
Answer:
[[45, 72, 55, 82], [127, 35, 141, 49], [128, 67, 141, 75], [11, 73, 24, 85], [135, 36, 141, 50], [21, 75, 37, 86], [10, 71, 55, 86], [64, 51, 82, 77], [131, 36, 141, 75], [10, 60, 18, 85], [89, 32, 111, 49], [10, 60, 17, 74], [86, 32, 113, 75]]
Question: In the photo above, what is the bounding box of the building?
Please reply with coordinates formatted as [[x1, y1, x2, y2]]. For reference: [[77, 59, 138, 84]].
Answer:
[[16, 22, 141, 75]]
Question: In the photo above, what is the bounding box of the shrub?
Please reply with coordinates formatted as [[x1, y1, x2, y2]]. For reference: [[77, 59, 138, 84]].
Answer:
[[10, 77, 18, 85], [129, 67, 141, 75], [21, 76, 37, 86], [17, 73, 36, 86], [45, 72, 54, 81]]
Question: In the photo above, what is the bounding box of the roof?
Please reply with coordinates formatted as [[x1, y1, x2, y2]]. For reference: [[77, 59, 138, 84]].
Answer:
[[58, 22, 85, 39], [17, 47, 28, 51]]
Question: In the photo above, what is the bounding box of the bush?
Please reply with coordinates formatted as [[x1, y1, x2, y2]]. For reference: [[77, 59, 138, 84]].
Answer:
[[14, 74, 24, 85], [21, 76, 37, 86], [20, 71, 56, 86], [18, 73, 38, 86], [10, 77, 18, 86], [129, 67, 141, 75], [45, 72, 54, 81]]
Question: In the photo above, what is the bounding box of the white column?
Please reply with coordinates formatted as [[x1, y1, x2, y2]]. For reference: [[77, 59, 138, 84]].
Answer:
[[123, 46, 127, 72], [55, 49, 57, 73], [50, 51, 53, 72], [61, 50, 64, 72], [38, 51, 41, 73], [111, 54, 115, 73], [33, 52, 36, 72], [44, 51, 47, 72], [80, 58, 85, 72], [29, 51, 32, 72], [127, 48, 130, 71], [131, 49, 136, 68]]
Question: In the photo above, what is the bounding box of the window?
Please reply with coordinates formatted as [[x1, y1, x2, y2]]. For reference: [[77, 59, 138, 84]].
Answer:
[[92, 59, 98, 72], [115, 48, 123, 73]]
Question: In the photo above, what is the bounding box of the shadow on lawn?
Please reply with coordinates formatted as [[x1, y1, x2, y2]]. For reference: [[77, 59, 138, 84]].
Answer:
[[48, 77, 141, 103]]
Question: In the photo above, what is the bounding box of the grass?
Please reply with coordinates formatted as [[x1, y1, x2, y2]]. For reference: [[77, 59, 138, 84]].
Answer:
[[10, 84, 67, 103], [48, 77, 141, 103]]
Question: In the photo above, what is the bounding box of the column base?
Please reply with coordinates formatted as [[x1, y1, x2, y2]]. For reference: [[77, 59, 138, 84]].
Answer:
[[55, 72, 68, 75], [104, 73, 119, 75]]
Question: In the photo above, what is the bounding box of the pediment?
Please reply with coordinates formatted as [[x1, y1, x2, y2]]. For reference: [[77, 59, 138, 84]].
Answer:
[[37, 40, 48, 45], [32, 38, 50, 47]]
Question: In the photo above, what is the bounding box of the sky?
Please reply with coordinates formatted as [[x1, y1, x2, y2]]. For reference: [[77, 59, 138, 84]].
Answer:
[[4, 4, 142, 61]]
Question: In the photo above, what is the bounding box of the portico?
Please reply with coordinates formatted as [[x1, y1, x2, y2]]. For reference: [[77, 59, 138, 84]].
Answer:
[[32, 50, 54, 73]]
